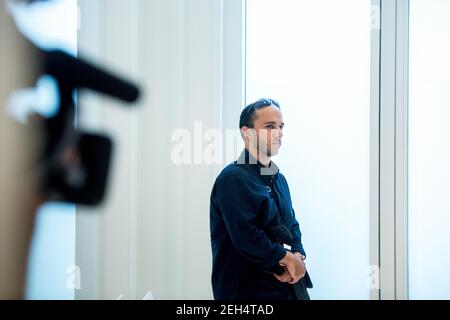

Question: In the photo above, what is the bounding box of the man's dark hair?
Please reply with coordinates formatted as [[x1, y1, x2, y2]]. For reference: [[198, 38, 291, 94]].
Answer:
[[239, 98, 280, 129]]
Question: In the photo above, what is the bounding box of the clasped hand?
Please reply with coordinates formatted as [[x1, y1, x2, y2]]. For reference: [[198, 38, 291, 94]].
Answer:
[[274, 252, 306, 284]]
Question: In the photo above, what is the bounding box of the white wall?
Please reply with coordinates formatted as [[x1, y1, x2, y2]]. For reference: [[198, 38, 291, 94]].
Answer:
[[76, 0, 243, 300]]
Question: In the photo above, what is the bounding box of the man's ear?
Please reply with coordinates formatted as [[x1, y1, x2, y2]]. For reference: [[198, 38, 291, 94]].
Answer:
[[241, 126, 251, 140]]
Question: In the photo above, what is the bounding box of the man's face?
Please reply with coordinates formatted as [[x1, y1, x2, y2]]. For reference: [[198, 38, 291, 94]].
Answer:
[[244, 105, 284, 157]]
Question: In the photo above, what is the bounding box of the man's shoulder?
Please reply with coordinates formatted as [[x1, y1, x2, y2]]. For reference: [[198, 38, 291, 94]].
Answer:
[[215, 162, 249, 184], [277, 171, 287, 183]]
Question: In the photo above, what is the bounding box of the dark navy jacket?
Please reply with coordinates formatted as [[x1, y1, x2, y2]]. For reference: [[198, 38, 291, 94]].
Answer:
[[210, 149, 306, 300]]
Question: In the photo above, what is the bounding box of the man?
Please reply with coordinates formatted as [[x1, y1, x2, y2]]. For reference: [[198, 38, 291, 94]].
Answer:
[[210, 98, 311, 300]]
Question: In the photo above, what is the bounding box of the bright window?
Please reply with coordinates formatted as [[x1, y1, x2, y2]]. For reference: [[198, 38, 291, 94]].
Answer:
[[408, 0, 450, 300], [246, 0, 372, 299]]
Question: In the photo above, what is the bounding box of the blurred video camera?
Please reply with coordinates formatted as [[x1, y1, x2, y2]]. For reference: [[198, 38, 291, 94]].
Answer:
[[36, 48, 140, 205]]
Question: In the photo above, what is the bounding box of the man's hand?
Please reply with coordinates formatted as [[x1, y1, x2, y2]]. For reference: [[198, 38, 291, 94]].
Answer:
[[273, 269, 293, 283], [293, 252, 306, 261], [278, 251, 306, 284]]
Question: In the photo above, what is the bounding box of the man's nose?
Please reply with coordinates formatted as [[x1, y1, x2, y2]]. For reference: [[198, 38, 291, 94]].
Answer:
[[273, 128, 283, 139]]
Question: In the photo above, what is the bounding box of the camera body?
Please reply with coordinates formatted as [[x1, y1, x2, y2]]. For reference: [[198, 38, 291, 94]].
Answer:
[[40, 49, 139, 205]]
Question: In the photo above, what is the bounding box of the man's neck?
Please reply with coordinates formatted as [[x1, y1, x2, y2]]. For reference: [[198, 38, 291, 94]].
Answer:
[[246, 145, 271, 167]]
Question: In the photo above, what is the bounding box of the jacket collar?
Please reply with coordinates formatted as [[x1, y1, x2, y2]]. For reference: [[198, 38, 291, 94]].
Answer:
[[237, 149, 280, 183]]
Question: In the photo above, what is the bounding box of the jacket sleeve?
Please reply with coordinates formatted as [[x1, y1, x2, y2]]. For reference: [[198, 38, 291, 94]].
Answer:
[[290, 209, 306, 257], [279, 174, 307, 257], [214, 175, 286, 269]]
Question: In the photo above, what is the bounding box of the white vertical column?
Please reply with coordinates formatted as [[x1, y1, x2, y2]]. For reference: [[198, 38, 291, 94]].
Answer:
[[76, 0, 142, 299], [394, 0, 409, 300], [370, 0, 381, 301], [76, 0, 101, 300], [222, 0, 246, 131], [379, 0, 397, 300], [378, 0, 410, 300]]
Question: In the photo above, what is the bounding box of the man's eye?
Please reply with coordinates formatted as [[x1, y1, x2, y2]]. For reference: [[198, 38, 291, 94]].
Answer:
[[266, 125, 274, 129]]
